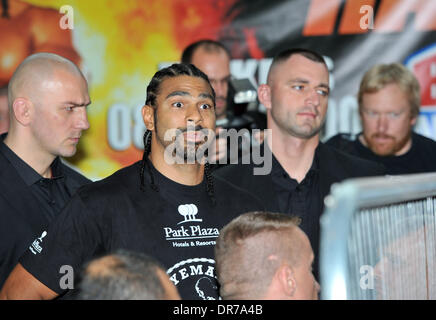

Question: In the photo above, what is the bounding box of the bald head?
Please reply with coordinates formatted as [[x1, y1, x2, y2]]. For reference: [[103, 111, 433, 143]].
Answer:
[[8, 52, 85, 111], [215, 211, 303, 299], [4, 52, 90, 163]]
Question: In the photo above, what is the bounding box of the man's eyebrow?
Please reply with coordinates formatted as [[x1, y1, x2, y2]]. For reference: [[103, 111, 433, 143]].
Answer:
[[317, 83, 329, 89], [198, 93, 214, 101], [220, 75, 231, 82], [62, 101, 92, 107], [289, 78, 310, 84], [166, 91, 214, 101], [166, 91, 191, 99], [317, 83, 330, 93], [289, 78, 330, 91], [289, 78, 330, 90]]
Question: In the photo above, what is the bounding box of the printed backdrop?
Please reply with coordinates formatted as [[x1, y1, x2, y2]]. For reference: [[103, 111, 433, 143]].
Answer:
[[2, 0, 435, 180]]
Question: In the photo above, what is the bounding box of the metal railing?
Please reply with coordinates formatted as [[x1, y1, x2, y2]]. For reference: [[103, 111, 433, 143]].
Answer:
[[320, 173, 436, 300]]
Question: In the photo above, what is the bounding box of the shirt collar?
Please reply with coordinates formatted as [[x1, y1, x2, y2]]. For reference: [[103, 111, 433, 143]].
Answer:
[[0, 133, 64, 186], [271, 143, 320, 179]]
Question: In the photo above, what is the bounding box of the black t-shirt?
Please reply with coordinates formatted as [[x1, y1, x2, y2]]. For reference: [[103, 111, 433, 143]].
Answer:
[[326, 132, 436, 175], [0, 136, 90, 287], [20, 160, 264, 300]]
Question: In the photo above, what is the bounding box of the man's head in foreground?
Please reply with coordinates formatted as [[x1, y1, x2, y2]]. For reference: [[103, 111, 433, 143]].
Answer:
[[76, 250, 180, 300], [215, 211, 319, 300], [358, 63, 420, 156]]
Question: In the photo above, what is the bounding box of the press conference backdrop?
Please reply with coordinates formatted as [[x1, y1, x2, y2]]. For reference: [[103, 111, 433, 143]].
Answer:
[[320, 173, 436, 300], [1, 0, 435, 180]]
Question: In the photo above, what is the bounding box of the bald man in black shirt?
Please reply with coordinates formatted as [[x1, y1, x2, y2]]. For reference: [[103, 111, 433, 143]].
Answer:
[[0, 53, 90, 287]]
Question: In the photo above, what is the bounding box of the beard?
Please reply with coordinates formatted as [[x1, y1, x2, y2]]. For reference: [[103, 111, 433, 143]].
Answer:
[[167, 125, 214, 164], [365, 131, 412, 156], [153, 108, 215, 164], [179, 126, 207, 161]]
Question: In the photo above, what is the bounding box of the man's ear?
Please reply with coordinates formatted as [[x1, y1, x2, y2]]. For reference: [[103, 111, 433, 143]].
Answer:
[[277, 264, 296, 298], [12, 98, 32, 126], [258, 84, 272, 111], [410, 115, 417, 127], [142, 105, 155, 131]]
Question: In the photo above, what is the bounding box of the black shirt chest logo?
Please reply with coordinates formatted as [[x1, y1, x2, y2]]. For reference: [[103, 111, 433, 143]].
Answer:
[[177, 204, 202, 224]]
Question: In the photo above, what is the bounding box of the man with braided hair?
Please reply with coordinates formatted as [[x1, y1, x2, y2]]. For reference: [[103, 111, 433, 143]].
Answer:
[[0, 63, 263, 300]]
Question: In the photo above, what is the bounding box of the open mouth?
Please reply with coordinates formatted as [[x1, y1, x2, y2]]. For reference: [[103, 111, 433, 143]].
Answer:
[[178, 125, 210, 145], [183, 131, 206, 143]]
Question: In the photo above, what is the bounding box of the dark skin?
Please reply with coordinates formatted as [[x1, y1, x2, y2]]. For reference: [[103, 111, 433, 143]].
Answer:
[[142, 75, 216, 186]]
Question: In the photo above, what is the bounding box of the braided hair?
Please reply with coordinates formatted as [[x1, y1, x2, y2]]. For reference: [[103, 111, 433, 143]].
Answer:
[[140, 63, 217, 206]]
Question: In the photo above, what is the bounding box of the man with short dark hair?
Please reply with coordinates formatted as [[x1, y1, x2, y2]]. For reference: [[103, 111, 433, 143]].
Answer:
[[182, 40, 231, 121], [76, 250, 180, 300], [0, 63, 263, 300], [0, 53, 90, 288], [215, 211, 319, 300], [214, 48, 385, 279], [182, 39, 267, 165], [326, 63, 436, 175]]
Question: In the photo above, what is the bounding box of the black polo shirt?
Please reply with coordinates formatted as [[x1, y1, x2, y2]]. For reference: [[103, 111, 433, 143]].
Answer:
[[0, 143, 78, 221], [0, 143, 74, 222], [270, 146, 322, 278], [0, 135, 90, 287], [272, 148, 321, 229]]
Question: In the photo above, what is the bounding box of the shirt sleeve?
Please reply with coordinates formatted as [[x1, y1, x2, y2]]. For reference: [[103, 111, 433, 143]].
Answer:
[[19, 191, 106, 295]]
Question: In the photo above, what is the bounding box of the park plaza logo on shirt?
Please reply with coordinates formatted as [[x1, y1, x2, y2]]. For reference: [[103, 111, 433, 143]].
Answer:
[[163, 204, 220, 248], [29, 231, 47, 255], [177, 204, 202, 224]]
